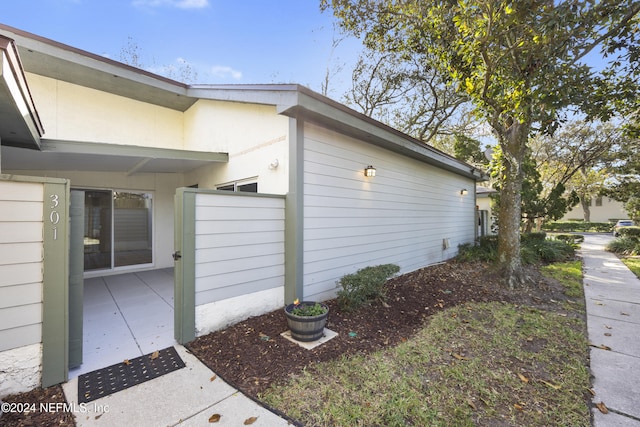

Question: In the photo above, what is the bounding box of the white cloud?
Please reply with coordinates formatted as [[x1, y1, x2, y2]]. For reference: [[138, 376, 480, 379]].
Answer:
[[132, 0, 209, 9], [210, 65, 243, 80]]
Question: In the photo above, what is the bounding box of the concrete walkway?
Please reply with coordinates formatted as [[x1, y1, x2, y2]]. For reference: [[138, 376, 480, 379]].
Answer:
[[582, 233, 640, 426], [62, 345, 292, 426]]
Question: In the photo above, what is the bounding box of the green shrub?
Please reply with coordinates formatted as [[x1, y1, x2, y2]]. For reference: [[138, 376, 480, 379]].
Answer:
[[528, 239, 575, 263], [619, 226, 640, 238], [456, 236, 498, 262], [521, 232, 547, 242], [543, 221, 613, 233], [606, 237, 640, 256], [555, 234, 585, 244], [458, 235, 575, 264], [337, 264, 400, 311]]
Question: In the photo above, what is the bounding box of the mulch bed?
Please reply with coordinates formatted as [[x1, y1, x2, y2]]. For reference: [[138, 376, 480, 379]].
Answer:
[[1, 385, 74, 427], [2, 261, 572, 426], [187, 261, 571, 398]]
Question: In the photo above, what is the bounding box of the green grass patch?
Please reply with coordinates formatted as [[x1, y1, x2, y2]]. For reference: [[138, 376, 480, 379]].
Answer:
[[621, 257, 640, 278], [260, 300, 590, 426], [540, 260, 584, 298]]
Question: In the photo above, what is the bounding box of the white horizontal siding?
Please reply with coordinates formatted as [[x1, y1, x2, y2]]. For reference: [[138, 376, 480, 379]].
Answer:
[[0, 181, 44, 352], [302, 123, 475, 301], [194, 192, 285, 306]]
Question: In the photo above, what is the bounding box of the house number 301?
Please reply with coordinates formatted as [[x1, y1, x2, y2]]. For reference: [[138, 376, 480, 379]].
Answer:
[[49, 194, 60, 240]]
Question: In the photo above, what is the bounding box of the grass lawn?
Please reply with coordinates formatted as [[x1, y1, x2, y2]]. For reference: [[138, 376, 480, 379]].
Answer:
[[260, 262, 590, 426], [621, 257, 640, 278]]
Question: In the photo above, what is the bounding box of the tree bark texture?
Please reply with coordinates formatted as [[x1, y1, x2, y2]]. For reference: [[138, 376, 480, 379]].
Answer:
[[496, 120, 529, 289]]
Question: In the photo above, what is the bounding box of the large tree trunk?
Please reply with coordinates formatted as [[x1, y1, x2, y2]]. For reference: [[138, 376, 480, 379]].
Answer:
[[496, 120, 529, 289]]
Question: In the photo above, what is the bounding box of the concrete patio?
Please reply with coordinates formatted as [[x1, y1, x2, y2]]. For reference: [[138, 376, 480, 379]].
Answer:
[[69, 268, 176, 378]]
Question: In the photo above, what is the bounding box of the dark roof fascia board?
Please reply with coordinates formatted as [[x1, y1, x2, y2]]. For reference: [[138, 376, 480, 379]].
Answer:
[[0, 24, 196, 111], [0, 35, 43, 148]]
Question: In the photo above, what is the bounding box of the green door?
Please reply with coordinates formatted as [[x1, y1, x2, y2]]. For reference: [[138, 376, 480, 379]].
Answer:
[[69, 190, 85, 368]]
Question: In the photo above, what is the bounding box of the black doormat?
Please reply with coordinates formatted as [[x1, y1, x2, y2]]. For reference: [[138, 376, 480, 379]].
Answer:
[[78, 346, 185, 403]]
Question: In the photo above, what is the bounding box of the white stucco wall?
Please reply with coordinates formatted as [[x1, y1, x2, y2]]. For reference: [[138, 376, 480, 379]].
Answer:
[[302, 123, 476, 301], [195, 287, 284, 336], [0, 343, 42, 398], [26, 73, 184, 149], [184, 100, 289, 193]]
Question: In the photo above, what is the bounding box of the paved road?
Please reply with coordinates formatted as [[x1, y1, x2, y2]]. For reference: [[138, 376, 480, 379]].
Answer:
[[582, 233, 640, 426]]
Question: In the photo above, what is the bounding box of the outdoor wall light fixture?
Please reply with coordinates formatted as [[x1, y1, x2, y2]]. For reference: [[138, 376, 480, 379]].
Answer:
[[460, 189, 469, 195], [364, 165, 376, 177]]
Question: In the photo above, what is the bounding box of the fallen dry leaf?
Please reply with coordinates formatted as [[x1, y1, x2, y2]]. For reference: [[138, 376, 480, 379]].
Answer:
[[514, 403, 524, 411], [540, 380, 561, 390], [596, 401, 609, 414], [244, 416, 258, 425], [588, 388, 596, 396], [123, 359, 131, 366], [595, 301, 605, 306], [150, 351, 159, 360], [452, 353, 469, 361], [210, 375, 217, 382], [605, 325, 613, 329], [209, 413, 221, 423], [467, 400, 477, 411], [598, 344, 612, 351], [621, 312, 630, 316], [517, 373, 530, 383], [604, 333, 612, 337]]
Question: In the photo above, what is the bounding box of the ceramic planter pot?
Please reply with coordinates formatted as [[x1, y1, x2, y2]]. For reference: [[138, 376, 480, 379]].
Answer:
[[284, 302, 329, 342]]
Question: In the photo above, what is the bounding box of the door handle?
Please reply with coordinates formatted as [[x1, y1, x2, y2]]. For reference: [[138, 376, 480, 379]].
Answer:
[[172, 251, 182, 261]]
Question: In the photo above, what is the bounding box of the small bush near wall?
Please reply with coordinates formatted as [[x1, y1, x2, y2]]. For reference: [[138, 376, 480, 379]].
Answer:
[[456, 236, 498, 262], [337, 264, 400, 311]]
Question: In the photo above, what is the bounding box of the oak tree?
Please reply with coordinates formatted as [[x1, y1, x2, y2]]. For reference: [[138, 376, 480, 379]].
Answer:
[[323, 0, 640, 288]]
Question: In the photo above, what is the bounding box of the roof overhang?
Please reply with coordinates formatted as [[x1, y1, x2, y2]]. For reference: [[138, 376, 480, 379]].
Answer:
[[0, 35, 43, 149], [189, 84, 488, 182], [1, 139, 228, 175], [282, 89, 488, 181], [0, 24, 196, 112]]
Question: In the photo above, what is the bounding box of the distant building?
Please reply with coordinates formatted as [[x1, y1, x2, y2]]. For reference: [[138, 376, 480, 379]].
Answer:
[[561, 196, 628, 223]]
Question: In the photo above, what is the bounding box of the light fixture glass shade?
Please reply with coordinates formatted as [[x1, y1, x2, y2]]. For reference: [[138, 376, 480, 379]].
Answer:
[[460, 189, 468, 195], [364, 165, 376, 177]]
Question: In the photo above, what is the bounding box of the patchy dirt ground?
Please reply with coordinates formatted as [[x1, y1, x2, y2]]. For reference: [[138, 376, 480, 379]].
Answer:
[[2, 261, 575, 426], [188, 261, 575, 399]]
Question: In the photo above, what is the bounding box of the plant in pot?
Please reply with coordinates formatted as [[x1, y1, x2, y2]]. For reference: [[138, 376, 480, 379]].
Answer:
[[284, 299, 329, 342]]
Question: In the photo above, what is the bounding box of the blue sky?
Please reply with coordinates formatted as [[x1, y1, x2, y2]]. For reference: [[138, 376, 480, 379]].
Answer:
[[2, 0, 362, 98]]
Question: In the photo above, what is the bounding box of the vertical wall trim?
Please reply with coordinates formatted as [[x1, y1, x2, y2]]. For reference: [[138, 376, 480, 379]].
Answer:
[[174, 189, 196, 344], [285, 118, 305, 303], [42, 180, 70, 387]]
